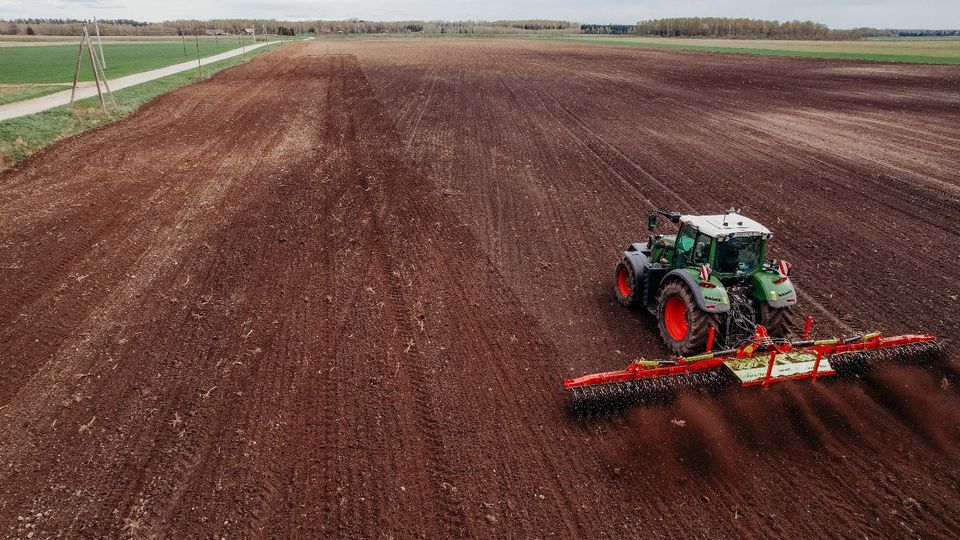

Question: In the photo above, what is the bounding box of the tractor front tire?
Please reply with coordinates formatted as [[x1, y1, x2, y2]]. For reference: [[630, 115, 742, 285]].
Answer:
[[657, 281, 720, 357], [614, 259, 641, 308], [759, 303, 802, 338]]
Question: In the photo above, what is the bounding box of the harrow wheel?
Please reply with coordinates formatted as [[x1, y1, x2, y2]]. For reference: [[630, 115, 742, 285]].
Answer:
[[614, 259, 640, 307], [759, 303, 802, 338], [657, 280, 719, 356]]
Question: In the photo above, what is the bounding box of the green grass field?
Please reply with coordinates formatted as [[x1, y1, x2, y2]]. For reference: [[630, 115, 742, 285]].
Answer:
[[0, 35, 280, 43], [553, 36, 960, 64], [864, 36, 960, 41], [0, 40, 260, 84], [0, 43, 279, 168]]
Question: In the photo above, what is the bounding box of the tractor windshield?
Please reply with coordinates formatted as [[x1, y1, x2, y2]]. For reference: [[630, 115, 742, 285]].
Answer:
[[715, 235, 763, 274]]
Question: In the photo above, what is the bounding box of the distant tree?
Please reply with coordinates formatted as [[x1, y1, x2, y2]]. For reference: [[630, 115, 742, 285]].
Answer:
[[632, 17, 841, 40], [26, 26, 35, 35], [581, 24, 634, 35]]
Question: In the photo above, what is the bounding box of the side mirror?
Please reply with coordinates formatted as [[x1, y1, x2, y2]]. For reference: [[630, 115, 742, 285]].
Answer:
[[647, 212, 657, 232]]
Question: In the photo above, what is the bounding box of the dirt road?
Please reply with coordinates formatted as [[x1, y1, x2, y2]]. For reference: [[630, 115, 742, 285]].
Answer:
[[1, 40, 958, 537]]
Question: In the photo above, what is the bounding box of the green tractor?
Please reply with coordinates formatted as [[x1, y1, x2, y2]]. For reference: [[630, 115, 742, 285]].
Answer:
[[564, 208, 945, 415], [615, 209, 801, 356]]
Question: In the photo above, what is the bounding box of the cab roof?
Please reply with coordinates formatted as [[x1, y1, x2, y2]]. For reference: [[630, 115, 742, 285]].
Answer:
[[679, 212, 770, 238]]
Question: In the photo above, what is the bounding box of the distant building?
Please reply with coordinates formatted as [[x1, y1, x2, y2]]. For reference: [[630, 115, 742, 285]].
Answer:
[[244, 28, 255, 35], [205, 29, 227, 36]]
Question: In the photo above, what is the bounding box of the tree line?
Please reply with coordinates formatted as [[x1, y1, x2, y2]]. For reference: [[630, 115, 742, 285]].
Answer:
[[3, 17, 940, 39], [889, 29, 959, 37], [580, 24, 633, 35], [0, 18, 579, 36], [631, 17, 894, 40]]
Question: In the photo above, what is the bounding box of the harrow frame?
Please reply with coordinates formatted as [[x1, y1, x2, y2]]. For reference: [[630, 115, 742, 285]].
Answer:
[[564, 317, 943, 399]]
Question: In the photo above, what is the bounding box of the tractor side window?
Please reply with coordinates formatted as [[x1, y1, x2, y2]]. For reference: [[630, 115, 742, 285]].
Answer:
[[674, 225, 697, 267], [691, 234, 711, 265]]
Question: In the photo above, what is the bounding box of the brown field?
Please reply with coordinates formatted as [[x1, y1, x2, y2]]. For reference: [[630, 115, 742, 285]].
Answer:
[[0, 39, 958, 537]]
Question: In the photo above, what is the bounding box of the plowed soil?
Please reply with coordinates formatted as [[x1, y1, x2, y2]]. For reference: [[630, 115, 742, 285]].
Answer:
[[1, 39, 958, 538]]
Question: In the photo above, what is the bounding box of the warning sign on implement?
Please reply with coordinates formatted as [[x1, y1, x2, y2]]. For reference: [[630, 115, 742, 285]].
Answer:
[[724, 350, 835, 384]]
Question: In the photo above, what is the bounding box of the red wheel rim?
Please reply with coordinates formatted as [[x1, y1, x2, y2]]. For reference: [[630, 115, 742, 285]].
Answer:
[[616, 266, 632, 298], [664, 295, 688, 341]]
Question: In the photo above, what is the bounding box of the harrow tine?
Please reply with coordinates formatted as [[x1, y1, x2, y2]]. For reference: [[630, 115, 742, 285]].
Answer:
[[568, 368, 737, 419], [830, 340, 947, 378]]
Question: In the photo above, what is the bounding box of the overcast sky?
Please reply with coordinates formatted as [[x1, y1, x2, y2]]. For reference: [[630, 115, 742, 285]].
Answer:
[[1, 0, 957, 29]]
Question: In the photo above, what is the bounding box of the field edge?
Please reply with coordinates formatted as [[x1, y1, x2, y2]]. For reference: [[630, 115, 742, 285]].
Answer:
[[0, 42, 284, 170]]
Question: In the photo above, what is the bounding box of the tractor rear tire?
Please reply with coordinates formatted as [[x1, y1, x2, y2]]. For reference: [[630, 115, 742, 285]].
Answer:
[[657, 281, 720, 357], [759, 303, 802, 338], [614, 259, 641, 308]]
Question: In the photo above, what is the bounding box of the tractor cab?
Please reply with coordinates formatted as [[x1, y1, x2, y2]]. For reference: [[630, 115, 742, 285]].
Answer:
[[668, 213, 771, 279], [618, 209, 798, 356], [643, 211, 770, 276]]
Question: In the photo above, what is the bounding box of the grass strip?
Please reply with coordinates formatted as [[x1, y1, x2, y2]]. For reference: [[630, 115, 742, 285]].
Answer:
[[0, 85, 68, 107]]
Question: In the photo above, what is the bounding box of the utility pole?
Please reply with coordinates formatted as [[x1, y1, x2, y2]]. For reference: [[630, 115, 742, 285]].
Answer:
[[79, 23, 106, 112], [94, 17, 106, 70], [91, 27, 117, 110], [70, 29, 85, 104], [194, 30, 202, 77]]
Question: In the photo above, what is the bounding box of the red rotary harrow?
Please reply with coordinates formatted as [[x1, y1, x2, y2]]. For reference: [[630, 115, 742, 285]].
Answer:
[[564, 320, 946, 416]]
